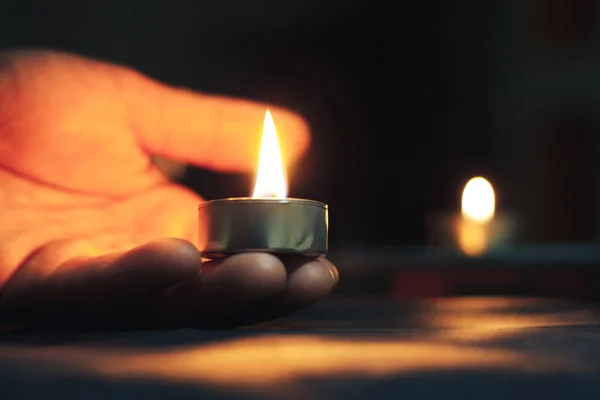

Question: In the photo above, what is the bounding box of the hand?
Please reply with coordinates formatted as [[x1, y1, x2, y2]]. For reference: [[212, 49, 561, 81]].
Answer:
[[0, 50, 338, 331]]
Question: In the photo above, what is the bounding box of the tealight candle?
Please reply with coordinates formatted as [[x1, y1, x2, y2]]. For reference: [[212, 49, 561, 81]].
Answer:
[[427, 176, 516, 256], [198, 110, 328, 259]]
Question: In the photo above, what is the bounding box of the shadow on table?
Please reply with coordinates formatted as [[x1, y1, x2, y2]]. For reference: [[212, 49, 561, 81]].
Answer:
[[1, 367, 598, 400]]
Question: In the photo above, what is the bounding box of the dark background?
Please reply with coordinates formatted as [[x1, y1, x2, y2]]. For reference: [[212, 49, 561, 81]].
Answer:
[[1, 0, 596, 247], [4, 4, 600, 399]]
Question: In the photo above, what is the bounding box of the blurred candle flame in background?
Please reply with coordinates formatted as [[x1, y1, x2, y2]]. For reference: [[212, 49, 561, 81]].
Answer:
[[252, 110, 288, 198], [461, 177, 495, 222], [458, 177, 495, 256]]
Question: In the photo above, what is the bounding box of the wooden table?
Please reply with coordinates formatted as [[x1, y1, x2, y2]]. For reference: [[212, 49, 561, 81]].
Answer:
[[1, 296, 599, 399]]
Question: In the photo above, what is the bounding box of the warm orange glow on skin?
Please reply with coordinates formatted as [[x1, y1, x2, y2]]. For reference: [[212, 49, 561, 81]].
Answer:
[[252, 110, 287, 198], [0, 51, 312, 291]]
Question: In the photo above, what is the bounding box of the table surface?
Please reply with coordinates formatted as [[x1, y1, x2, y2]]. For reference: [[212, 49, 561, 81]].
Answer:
[[1, 296, 600, 400]]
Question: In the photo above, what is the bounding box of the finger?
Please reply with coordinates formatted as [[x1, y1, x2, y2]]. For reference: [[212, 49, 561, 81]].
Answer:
[[0, 238, 202, 329], [239, 256, 339, 325], [158, 253, 287, 328], [118, 69, 311, 172], [157, 254, 338, 329]]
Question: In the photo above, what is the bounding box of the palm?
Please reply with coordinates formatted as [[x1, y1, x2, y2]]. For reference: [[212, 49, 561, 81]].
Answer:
[[0, 52, 200, 285], [0, 173, 200, 279], [0, 50, 336, 331]]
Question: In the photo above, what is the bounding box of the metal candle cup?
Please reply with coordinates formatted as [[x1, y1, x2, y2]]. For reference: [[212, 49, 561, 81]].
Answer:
[[199, 197, 328, 259]]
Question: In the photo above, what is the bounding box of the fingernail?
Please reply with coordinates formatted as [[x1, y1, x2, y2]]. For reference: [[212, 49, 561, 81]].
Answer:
[[318, 257, 339, 289]]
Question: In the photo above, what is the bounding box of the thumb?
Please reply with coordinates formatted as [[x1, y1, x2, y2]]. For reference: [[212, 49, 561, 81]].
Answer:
[[117, 69, 311, 173]]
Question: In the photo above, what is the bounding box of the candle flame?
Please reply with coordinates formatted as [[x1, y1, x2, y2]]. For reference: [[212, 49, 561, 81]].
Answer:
[[252, 110, 287, 198], [458, 176, 495, 256], [461, 177, 495, 222]]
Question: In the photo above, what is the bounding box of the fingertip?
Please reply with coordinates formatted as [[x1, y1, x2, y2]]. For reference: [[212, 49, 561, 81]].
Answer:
[[229, 257, 337, 326], [201, 101, 311, 173], [204, 253, 287, 301], [318, 257, 339, 287], [269, 106, 311, 166], [285, 257, 338, 301]]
